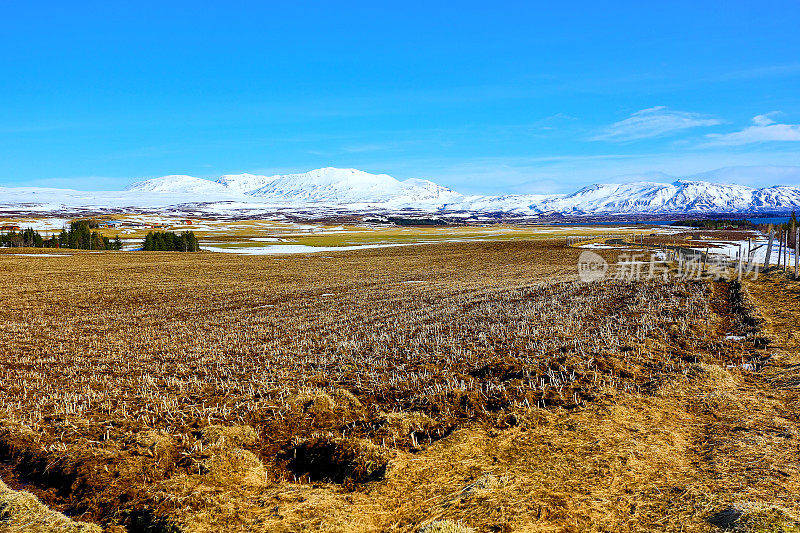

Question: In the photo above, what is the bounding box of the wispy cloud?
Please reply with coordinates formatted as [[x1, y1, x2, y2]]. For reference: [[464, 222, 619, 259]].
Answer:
[[591, 106, 721, 142], [704, 112, 800, 146]]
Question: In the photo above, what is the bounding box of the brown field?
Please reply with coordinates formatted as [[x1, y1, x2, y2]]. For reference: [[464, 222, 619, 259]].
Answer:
[[0, 241, 799, 532]]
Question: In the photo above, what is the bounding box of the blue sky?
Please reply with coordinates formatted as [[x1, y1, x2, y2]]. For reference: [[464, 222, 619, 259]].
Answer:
[[1, 0, 799, 194]]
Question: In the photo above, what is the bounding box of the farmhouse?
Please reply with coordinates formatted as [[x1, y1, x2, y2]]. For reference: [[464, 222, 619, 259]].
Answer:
[[98, 220, 124, 228]]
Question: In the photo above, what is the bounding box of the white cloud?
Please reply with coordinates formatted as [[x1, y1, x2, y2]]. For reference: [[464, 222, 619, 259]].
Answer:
[[752, 112, 779, 126], [591, 106, 722, 142], [705, 112, 800, 146]]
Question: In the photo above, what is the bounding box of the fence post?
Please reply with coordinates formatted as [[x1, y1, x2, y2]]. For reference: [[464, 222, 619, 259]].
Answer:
[[795, 227, 799, 280], [782, 230, 786, 272], [786, 230, 790, 273], [737, 244, 743, 281], [765, 229, 774, 269]]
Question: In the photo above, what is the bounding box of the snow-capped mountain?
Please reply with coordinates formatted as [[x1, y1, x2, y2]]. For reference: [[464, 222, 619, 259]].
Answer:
[[125, 175, 230, 195], [214, 173, 278, 194], [6, 166, 800, 217], [124, 167, 461, 206], [478, 179, 800, 216], [525, 180, 759, 215], [246, 167, 459, 205], [751, 186, 800, 209]]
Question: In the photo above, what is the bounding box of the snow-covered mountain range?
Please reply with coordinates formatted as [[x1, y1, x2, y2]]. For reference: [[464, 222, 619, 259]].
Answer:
[[4, 166, 800, 218], [125, 168, 460, 206]]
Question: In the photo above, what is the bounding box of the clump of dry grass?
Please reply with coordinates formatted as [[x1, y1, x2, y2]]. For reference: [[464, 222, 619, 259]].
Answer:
[[288, 388, 337, 414], [372, 411, 447, 448], [200, 424, 258, 447], [133, 429, 179, 462], [201, 447, 266, 486], [0, 479, 101, 532]]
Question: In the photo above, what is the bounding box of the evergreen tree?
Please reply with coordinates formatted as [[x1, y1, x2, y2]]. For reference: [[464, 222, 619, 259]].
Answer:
[[1, 227, 46, 248], [141, 231, 200, 251]]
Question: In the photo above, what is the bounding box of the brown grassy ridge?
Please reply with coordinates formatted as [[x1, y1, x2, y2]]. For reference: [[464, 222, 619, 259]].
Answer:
[[0, 240, 798, 531]]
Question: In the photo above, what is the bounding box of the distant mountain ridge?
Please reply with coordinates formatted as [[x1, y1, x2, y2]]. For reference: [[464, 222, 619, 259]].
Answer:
[[525, 180, 800, 215], [125, 167, 462, 206], [126, 174, 230, 194], [5, 165, 800, 216]]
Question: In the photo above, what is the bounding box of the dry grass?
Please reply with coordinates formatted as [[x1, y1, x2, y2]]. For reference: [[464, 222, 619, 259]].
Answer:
[[0, 239, 797, 531], [0, 479, 101, 532]]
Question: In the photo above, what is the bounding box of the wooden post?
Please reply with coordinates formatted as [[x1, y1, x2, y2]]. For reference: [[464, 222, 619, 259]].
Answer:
[[786, 230, 790, 272], [738, 244, 744, 281], [765, 228, 774, 269], [795, 227, 799, 279], [785, 230, 789, 270], [793, 219, 797, 271], [703, 247, 708, 273], [783, 230, 787, 272]]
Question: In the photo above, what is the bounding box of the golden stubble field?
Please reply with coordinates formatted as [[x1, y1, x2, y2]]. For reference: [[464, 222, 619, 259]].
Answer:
[[0, 240, 798, 533]]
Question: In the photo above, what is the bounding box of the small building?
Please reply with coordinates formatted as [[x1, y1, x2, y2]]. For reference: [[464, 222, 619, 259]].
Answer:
[[0, 225, 21, 233], [182, 219, 193, 225], [98, 220, 123, 228]]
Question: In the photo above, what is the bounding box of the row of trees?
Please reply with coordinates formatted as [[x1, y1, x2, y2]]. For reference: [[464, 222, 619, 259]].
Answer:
[[52, 222, 198, 252], [58, 220, 123, 250], [2, 222, 201, 252], [675, 219, 756, 229], [142, 231, 200, 251], [1, 228, 54, 248], [1, 221, 123, 250]]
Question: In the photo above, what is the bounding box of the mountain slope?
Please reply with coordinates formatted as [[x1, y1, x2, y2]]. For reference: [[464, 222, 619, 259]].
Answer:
[[214, 173, 278, 194], [530, 180, 760, 215], [125, 175, 231, 195], [465, 179, 800, 216], [248, 167, 460, 205]]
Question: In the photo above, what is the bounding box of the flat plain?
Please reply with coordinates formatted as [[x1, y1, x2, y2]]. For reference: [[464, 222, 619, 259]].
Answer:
[[0, 238, 798, 532]]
